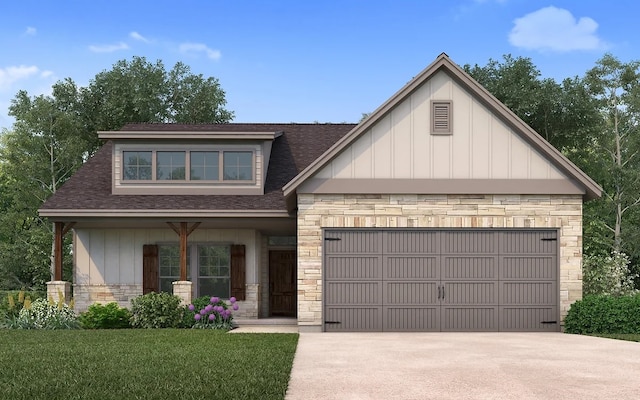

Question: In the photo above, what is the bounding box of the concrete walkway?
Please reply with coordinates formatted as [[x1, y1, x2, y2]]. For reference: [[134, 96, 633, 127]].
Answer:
[[286, 332, 640, 400]]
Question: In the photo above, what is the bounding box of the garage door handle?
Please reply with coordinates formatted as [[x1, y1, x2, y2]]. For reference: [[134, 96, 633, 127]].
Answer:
[[437, 286, 441, 299], [541, 321, 557, 324], [325, 321, 341, 324], [442, 287, 445, 299]]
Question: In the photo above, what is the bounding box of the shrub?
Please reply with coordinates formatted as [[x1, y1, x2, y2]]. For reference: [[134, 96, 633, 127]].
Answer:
[[583, 251, 637, 296], [0, 290, 45, 320], [564, 294, 640, 334], [186, 296, 239, 330], [79, 302, 132, 329], [130, 292, 183, 329], [9, 298, 79, 329]]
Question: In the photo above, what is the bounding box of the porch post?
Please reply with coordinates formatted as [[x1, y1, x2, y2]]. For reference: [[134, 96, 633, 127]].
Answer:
[[180, 222, 188, 281], [52, 221, 76, 281], [166, 221, 200, 305], [48, 221, 75, 304], [54, 221, 63, 281]]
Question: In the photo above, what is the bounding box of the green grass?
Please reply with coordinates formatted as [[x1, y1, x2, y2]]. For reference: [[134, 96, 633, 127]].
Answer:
[[0, 330, 299, 400], [589, 333, 640, 342]]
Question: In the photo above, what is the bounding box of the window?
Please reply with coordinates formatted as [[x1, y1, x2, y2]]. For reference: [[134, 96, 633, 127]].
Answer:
[[431, 100, 452, 134], [158, 244, 230, 298], [223, 151, 253, 181], [123, 151, 152, 180], [190, 151, 219, 181], [158, 245, 190, 293], [157, 151, 186, 180], [198, 246, 231, 298], [121, 149, 254, 182]]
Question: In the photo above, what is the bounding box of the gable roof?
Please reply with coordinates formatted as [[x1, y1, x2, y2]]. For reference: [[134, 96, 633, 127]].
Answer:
[[39, 123, 355, 217], [282, 53, 602, 200]]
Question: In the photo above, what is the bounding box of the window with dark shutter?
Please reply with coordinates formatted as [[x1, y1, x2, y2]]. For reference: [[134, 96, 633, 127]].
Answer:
[[143, 244, 159, 294], [230, 244, 246, 300], [431, 100, 452, 134]]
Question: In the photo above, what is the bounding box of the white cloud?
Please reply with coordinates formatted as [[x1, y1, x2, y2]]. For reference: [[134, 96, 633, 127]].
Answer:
[[88, 42, 130, 53], [179, 42, 221, 61], [509, 6, 607, 52], [0, 65, 40, 91], [25, 26, 37, 36], [130, 31, 149, 43]]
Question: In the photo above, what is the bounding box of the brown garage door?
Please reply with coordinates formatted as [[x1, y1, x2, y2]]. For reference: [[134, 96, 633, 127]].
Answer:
[[323, 229, 558, 332]]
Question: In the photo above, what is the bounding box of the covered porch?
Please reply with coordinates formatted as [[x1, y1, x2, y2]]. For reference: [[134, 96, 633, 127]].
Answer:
[[47, 214, 298, 320]]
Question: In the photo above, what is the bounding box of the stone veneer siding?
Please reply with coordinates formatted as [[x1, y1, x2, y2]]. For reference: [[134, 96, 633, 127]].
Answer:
[[296, 193, 583, 329], [74, 284, 142, 312], [73, 282, 260, 318]]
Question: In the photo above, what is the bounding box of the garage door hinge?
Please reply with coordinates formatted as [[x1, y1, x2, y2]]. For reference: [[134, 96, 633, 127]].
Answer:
[[324, 237, 341, 241], [540, 238, 557, 241], [325, 321, 341, 324], [541, 321, 558, 324]]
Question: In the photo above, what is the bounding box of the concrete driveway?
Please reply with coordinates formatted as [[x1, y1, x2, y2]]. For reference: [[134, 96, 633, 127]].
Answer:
[[285, 332, 640, 400]]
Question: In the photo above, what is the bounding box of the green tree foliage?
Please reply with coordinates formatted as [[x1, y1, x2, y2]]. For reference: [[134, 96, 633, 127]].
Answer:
[[464, 54, 600, 153], [581, 54, 640, 258], [0, 56, 233, 290]]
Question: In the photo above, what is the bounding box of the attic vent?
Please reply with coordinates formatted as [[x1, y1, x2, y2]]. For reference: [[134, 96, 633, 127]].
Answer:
[[431, 100, 452, 134]]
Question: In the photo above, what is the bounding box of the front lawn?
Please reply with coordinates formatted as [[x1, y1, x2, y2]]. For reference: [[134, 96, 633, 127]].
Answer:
[[589, 333, 640, 342], [0, 330, 298, 400]]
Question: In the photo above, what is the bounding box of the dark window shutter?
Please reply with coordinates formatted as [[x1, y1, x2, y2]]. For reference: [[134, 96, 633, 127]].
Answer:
[[230, 244, 246, 301], [143, 244, 159, 294]]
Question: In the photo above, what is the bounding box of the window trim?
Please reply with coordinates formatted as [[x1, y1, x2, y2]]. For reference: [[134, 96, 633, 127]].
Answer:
[[120, 147, 256, 184], [431, 100, 452, 135]]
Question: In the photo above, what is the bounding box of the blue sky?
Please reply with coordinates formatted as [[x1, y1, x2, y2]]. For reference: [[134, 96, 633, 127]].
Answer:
[[0, 0, 637, 129]]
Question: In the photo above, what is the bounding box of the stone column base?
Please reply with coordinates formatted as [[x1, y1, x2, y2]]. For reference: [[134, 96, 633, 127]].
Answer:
[[47, 281, 72, 304], [172, 281, 193, 305]]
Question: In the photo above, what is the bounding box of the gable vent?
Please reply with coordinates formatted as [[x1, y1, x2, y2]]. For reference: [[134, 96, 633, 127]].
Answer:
[[431, 101, 452, 134]]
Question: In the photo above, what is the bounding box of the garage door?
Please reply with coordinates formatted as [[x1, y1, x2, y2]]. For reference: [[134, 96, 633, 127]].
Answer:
[[323, 229, 558, 332]]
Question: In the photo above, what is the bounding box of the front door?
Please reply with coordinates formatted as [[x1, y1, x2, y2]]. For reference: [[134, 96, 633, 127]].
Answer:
[[269, 250, 297, 317]]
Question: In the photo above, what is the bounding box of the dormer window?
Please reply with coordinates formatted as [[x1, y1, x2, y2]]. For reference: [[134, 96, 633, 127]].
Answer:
[[191, 151, 219, 180], [101, 129, 281, 195], [123, 151, 152, 180], [157, 152, 186, 180], [120, 148, 256, 183], [223, 151, 253, 181]]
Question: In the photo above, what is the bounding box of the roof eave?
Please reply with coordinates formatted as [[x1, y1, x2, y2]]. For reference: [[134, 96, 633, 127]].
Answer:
[[38, 209, 292, 219], [97, 131, 281, 140]]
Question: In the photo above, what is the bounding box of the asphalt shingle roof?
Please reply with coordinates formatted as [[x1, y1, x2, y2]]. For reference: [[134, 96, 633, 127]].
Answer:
[[40, 123, 356, 212]]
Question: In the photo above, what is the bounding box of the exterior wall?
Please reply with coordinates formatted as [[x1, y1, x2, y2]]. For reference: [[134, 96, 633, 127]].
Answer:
[[296, 193, 583, 328], [73, 228, 263, 315], [314, 71, 564, 181]]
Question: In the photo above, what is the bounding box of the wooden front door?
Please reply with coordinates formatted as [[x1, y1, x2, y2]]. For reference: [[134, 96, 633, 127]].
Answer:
[[269, 250, 297, 317]]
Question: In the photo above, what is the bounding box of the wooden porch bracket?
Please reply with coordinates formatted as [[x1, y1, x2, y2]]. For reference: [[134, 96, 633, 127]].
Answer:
[[166, 222, 201, 281], [54, 221, 76, 281]]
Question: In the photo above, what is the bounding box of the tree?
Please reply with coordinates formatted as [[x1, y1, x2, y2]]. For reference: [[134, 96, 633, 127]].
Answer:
[[581, 54, 640, 257], [0, 56, 234, 290], [464, 55, 599, 153]]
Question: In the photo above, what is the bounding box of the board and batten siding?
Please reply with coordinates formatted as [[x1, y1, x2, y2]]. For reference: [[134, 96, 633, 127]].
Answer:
[[73, 228, 262, 313], [313, 71, 564, 181], [75, 228, 260, 285]]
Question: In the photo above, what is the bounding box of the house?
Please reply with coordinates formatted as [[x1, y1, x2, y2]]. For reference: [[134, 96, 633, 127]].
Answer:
[[39, 53, 601, 332]]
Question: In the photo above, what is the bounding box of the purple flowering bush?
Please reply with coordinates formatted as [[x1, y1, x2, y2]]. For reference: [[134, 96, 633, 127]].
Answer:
[[185, 296, 239, 330]]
